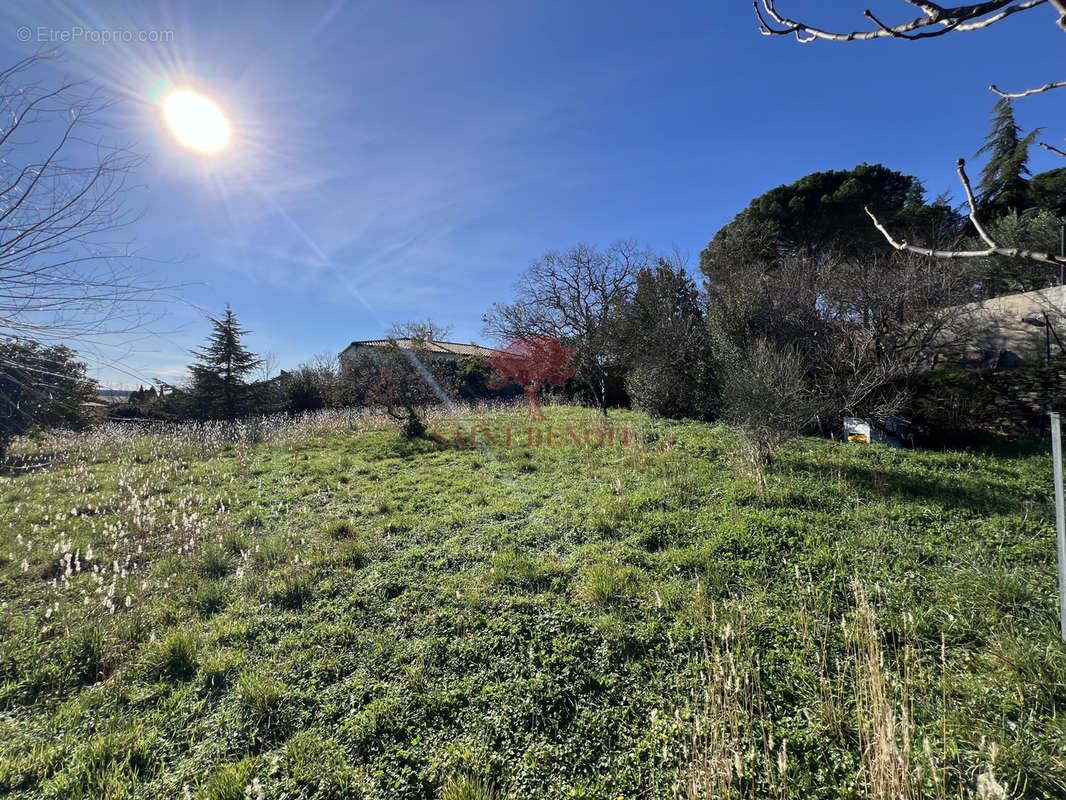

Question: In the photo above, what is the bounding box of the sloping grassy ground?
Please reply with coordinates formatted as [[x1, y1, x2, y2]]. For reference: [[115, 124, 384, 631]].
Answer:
[[0, 406, 1063, 799]]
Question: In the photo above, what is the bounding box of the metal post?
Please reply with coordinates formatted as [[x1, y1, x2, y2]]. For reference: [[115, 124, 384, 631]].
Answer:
[[1050, 411, 1066, 643]]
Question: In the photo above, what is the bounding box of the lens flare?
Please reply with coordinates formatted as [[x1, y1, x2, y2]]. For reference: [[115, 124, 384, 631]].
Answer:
[[162, 89, 231, 153]]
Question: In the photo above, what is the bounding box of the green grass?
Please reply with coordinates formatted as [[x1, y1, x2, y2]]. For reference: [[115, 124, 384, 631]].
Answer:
[[0, 406, 1064, 798]]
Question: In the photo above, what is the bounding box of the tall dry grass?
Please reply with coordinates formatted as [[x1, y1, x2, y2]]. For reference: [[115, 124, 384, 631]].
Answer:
[[851, 581, 914, 800], [5, 400, 534, 467], [676, 608, 788, 800], [677, 579, 1011, 800]]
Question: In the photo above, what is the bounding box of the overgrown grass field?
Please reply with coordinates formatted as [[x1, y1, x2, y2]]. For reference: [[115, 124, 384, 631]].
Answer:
[[0, 406, 1063, 799]]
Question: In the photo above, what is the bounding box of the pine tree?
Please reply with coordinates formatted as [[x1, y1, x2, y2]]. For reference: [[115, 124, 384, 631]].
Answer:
[[188, 305, 263, 420], [975, 98, 1041, 214]]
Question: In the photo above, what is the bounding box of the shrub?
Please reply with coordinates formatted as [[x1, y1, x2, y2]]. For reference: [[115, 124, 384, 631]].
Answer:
[[267, 572, 313, 610], [338, 323, 462, 437], [280, 356, 339, 413], [146, 630, 198, 682], [202, 757, 257, 800], [626, 362, 715, 421], [195, 544, 234, 578], [578, 561, 639, 607], [717, 338, 822, 489], [191, 580, 228, 617], [620, 262, 716, 420], [64, 624, 109, 685]]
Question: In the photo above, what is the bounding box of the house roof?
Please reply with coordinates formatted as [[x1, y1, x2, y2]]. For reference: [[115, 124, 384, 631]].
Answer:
[[340, 338, 498, 359], [96, 389, 132, 404]]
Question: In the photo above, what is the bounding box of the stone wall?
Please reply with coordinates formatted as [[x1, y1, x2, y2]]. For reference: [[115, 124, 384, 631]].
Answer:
[[933, 285, 1066, 367], [906, 359, 1066, 442]]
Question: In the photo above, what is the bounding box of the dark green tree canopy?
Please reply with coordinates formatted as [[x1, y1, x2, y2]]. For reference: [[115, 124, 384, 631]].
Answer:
[[1028, 167, 1066, 219], [628, 260, 703, 331], [965, 208, 1064, 297], [620, 260, 715, 419], [700, 164, 957, 288], [975, 98, 1041, 215], [188, 305, 264, 420], [0, 339, 97, 458], [726, 164, 933, 257]]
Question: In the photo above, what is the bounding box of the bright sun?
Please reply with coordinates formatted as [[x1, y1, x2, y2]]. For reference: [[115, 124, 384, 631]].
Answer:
[[162, 89, 231, 153]]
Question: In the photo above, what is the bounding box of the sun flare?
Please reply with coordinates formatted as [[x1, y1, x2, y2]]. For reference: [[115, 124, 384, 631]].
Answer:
[[162, 89, 231, 153]]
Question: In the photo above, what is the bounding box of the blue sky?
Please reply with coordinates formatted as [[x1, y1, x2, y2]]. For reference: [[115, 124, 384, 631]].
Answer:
[[1, 1, 1064, 387]]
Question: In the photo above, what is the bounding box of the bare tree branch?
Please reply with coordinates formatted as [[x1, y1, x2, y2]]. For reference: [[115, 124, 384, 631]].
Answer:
[[1052, 0, 1066, 29], [0, 55, 167, 348], [866, 159, 1066, 265], [758, 1, 1066, 269], [990, 79, 1066, 97], [755, 0, 1046, 43], [0, 55, 185, 448]]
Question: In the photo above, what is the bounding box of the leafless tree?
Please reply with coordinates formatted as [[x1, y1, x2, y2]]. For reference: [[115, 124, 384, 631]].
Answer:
[[387, 318, 454, 344], [755, 0, 1063, 42], [284, 352, 341, 406], [0, 54, 156, 345], [804, 250, 973, 421], [754, 1, 1066, 266], [254, 351, 279, 382], [707, 239, 972, 437], [483, 241, 652, 415], [0, 54, 163, 447]]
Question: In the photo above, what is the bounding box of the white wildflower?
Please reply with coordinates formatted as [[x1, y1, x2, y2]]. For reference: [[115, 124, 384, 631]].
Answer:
[[976, 768, 1007, 800]]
